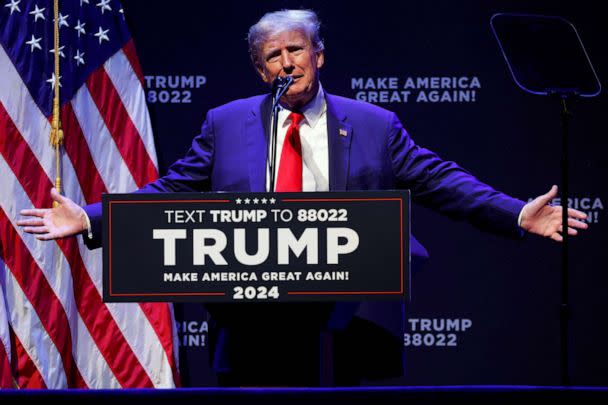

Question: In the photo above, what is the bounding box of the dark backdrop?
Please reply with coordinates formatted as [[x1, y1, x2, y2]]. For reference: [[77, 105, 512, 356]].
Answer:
[[121, 0, 607, 386]]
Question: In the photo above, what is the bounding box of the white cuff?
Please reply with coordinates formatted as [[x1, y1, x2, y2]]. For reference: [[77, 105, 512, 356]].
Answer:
[[517, 206, 525, 228], [83, 211, 93, 240]]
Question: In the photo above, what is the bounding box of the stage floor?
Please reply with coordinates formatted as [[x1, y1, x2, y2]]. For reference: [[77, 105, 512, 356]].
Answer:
[[2, 385, 608, 404]]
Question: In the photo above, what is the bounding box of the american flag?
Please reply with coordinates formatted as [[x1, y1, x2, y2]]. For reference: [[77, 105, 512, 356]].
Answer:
[[0, 0, 179, 388]]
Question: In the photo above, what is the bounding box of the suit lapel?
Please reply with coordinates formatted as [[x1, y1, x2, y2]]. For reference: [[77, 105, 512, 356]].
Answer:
[[326, 94, 352, 191], [245, 95, 272, 192]]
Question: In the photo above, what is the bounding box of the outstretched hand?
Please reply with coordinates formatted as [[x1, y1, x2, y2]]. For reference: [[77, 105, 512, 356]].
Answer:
[[520, 185, 588, 242], [17, 188, 87, 240]]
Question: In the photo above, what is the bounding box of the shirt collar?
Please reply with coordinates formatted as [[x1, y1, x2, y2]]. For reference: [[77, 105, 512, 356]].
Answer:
[[279, 83, 326, 129]]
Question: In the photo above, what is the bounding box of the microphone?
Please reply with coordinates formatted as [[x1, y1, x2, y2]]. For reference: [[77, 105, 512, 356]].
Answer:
[[272, 75, 294, 92], [271, 76, 294, 110]]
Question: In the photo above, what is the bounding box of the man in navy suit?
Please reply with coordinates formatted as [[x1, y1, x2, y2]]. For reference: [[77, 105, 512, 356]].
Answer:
[[19, 9, 588, 386]]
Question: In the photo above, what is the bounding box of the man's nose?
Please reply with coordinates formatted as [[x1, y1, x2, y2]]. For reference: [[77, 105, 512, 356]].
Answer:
[[280, 50, 294, 71]]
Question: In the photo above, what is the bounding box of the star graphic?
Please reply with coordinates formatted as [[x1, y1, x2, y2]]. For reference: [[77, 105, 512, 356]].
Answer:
[[55, 13, 69, 28], [235, 198, 242, 204], [269, 198, 276, 204], [253, 198, 259, 204], [29, 4, 45, 21], [244, 198, 251, 204], [46, 73, 62, 90], [80, 0, 89, 5], [49, 45, 66, 58], [96, 0, 111, 14], [25, 35, 42, 52], [261, 198, 268, 204], [74, 50, 85, 66], [4, 0, 20, 15], [94, 26, 109, 44], [74, 20, 86, 37]]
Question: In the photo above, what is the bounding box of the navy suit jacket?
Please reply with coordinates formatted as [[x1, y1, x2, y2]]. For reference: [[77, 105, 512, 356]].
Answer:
[[84, 92, 524, 247]]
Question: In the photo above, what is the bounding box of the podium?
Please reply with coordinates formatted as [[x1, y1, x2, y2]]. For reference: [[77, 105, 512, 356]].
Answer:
[[102, 190, 410, 386]]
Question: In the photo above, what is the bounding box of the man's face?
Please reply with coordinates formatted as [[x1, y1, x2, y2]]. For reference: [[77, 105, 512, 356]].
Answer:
[[256, 30, 324, 109]]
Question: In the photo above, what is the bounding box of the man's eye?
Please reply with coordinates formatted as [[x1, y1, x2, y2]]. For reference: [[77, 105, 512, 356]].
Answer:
[[266, 55, 280, 63]]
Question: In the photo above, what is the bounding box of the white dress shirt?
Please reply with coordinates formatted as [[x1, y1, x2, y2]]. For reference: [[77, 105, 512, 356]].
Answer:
[[268, 84, 329, 192]]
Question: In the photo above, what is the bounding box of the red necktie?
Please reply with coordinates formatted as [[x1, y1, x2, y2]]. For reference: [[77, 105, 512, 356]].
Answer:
[[276, 112, 304, 192]]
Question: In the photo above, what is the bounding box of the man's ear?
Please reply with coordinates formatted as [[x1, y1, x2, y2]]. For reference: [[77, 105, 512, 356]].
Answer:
[[316, 51, 325, 69], [256, 64, 271, 84]]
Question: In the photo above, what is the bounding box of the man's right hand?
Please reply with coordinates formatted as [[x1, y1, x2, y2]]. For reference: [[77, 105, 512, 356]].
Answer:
[[17, 188, 88, 240]]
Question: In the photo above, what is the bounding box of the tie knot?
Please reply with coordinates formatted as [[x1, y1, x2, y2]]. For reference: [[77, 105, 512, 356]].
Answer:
[[289, 111, 305, 128]]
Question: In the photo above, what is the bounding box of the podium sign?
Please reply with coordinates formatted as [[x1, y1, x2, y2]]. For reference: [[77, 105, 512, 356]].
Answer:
[[103, 191, 410, 302]]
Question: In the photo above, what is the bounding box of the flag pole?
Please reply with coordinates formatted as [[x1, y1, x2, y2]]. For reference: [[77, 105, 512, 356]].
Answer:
[[50, 0, 63, 207]]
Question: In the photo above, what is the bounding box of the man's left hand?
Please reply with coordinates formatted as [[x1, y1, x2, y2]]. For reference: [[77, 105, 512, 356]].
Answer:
[[520, 185, 588, 242]]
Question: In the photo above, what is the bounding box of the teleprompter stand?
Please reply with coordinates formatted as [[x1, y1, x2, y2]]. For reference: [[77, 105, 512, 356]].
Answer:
[[491, 13, 602, 385]]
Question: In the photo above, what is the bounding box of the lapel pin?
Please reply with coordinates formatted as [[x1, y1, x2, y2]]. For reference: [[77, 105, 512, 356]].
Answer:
[[339, 128, 348, 137]]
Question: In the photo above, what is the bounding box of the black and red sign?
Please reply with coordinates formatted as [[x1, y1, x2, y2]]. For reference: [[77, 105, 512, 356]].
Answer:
[[103, 191, 410, 302]]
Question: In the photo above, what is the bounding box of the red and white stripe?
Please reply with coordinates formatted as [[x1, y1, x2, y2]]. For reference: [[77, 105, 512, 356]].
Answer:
[[0, 40, 179, 388]]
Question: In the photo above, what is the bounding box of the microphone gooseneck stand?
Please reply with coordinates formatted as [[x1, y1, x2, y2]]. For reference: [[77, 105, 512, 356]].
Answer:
[[267, 76, 294, 192]]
